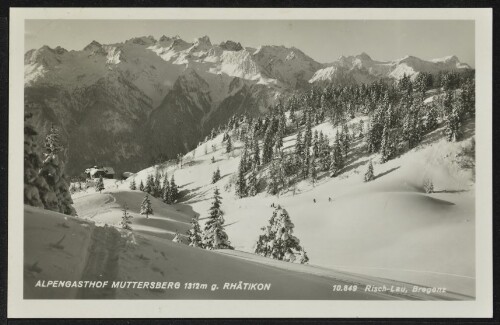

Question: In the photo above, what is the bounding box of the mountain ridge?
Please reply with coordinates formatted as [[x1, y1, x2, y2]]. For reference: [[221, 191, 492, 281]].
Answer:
[[24, 34, 472, 176]]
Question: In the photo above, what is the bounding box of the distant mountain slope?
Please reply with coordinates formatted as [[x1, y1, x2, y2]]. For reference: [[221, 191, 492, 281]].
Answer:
[[310, 52, 471, 84], [24, 35, 471, 175]]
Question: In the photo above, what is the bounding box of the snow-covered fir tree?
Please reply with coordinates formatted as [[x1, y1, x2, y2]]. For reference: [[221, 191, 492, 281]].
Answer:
[[169, 175, 179, 203], [139, 180, 145, 191], [202, 188, 233, 250], [445, 95, 465, 142], [162, 174, 172, 204], [310, 153, 318, 185], [187, 217, 204, 248], [39, 124, 76, 215], [247, 167, 259, 196], [129, 178, 137, 190], [212, 166, 221, 184], [95, 176, 105, 194], [24, 113, 48, 209], [140, 194, 153, 219], [145, 174, 154, 194], [120, 205, 133, 230], [364, 160, 375, 182], [423, 178, 434, 193], [172, 231, 181, 243], [235, 159, 247, 198], [254, 206, 308, 263], [226, 136, 232, 153], [331, 131, 344, 176], [252, 138, 260, 167]]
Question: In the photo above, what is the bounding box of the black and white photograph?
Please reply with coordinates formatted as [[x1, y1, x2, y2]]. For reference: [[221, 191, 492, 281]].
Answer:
[[8, 7, 493, 318]]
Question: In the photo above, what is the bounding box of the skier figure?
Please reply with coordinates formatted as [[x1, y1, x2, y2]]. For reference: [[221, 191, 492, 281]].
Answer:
[[313, 199, 316, 203], [328, 197, 332, 202]]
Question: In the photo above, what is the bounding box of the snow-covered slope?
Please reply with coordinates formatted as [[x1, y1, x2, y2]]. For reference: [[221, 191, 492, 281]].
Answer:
[[115, 109, 475, 297], [25, 183, 470, 300]]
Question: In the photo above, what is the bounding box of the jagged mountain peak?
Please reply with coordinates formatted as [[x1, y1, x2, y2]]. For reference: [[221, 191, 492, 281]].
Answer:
[[219, 40, 243, 51], [194, 35, 212, 47], [125, 35, 157, 46], [356, 52, 372, 61], [83, 40, 104, 52]]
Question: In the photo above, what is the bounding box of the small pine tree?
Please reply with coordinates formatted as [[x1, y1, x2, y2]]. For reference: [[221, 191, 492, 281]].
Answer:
[[298, 247, 309, 264], [140, 194, 153, 219], [235, 159, 247, 198], [139, 180, 145, 191], [95, 176, 105, 193], [364, 160, 374, 182], [172, 231, 181, 243], [162, 174, 172, 204], [24, 113, 47, 209], [202, 188, 233, 250], [120, 205, 133, 230], [145, 174, 154, 194], [169, 175, 179, 203], [211, 156, 215, 164], [310, 153, 318, 185], [255, 206, 306, 263], [226, 136, 232, 153], [129, 178, 137, 190], [39, 124, 76, 215], [423, 178, 434, 193], [187, 217, 204, 248], [247, 167, 259, 196], [212, 167, 221, 184]]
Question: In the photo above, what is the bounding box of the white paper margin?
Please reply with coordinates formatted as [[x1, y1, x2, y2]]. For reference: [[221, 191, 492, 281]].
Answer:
[[8, 7, 493, 318]]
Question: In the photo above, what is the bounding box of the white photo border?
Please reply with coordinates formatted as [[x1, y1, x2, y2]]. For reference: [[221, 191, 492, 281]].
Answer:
[[8, 7, 493, 318]]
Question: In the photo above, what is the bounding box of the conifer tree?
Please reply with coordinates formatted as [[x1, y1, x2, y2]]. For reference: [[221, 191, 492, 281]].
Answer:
[[120, 205, 133, 230], [172, 231, 181, 243], [235, 159, 247, 198], [140, 194, 153, 219], [331, 131, 344, 176], [169, 175, 179, 203], [212, 167, 221, 184], [424, 104, 438, 132], [144, 174, 153, 194], [310, 153, 318, 185], [252, 138, 260, 167], [129, 178, 137, 190], [162, 178, 171, 204], [298, 247, 309, 264], [39, 124, 76, 215], [139, 180, 145, 192], [267, 160, 281, 195], [226, 136, 232, 153], [95, 176, 105, 193], [364, 160, 375, 182], [444, 102, 464, 142], [187, 217, 204, 248], [153, 171, 161, 197], [248, 166, 259, 196], [203, 188, 233, 250], [24, 113, 48, 209], [312, 130, 320, 157], [423, 178, 434, 193], [255, 206, 307, 263], [262, 124, 275, 164]]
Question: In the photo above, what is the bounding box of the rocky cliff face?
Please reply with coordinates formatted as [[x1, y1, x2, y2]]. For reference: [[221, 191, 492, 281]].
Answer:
[[24, 35, 471, 176]]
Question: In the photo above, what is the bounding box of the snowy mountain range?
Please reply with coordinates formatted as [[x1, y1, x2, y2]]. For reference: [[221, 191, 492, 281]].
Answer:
[[24, 35, 472, 175]]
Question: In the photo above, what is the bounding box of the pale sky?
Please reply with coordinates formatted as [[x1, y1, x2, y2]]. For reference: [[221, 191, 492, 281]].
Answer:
[[25, 20, 475, 66]]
